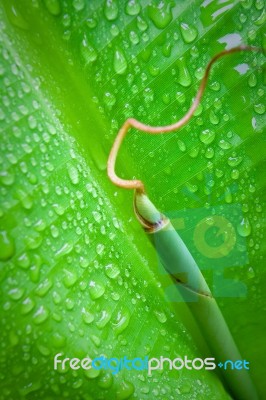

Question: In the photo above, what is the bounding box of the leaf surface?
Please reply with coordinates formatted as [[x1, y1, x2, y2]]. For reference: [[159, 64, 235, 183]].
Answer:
[[0, 0, 265, 399]]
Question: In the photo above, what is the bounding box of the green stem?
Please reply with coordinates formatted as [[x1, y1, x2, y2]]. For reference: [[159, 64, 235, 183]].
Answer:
[[134, 192, 258, 400]]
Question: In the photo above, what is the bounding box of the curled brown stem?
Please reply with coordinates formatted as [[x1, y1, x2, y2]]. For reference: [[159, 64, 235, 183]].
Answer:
[[107, 45, 262, 194]]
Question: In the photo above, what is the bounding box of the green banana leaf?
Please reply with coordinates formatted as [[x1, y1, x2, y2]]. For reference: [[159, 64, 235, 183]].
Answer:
[[0, 0, 265, 399]]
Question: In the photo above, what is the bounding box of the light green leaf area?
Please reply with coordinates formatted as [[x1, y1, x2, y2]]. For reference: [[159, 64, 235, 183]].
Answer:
[[0, 0, 265, 399]]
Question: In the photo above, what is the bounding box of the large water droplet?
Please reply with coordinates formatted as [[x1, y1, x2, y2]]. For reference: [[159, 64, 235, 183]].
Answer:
[[104, 0, 118, 21], [113, 48, 127, 74], [148, 1, 173, 29], [237, 217, 251, 237], [103, 92, 116, 109], [125, 0, 140, 15], [136, 15, 148, 31], [218, 139, 231, 150], [3, 2, 29, 30], [33, 305, 49, 325], [88, 280, 105, 299], [180, 22, 198, 43], [63, 269, 77, 288], [228, 155, 243, 167], [254, 103, 265, 115], [200, 129, 215, 144], [43, 0, 61, 16], [0, 231, 15, 261], [176, 57, 191, 87], [116, 380, 135, 400], [21, 297, 35, 315], [82, 307, 94, 324], [105, 263, 120, 279], [17, 252, 31, 269], [154, 310, 167, 323], [98, 372, 113, 389], [225, 187, 232, 204], [35, 278, 53, 297], [67, 164, 79, 185], [177, 139, 186, 152], [205, 147, 214, 159], [8, 287, 24, 300], [112, 307, 130, 335], [81, 35, 98, 64], [73, 0, 85, 11], [96, 309, 111, 328]]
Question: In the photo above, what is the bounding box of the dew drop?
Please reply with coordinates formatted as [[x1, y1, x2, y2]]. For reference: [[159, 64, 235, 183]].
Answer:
[[113, 48, 128, 74], [53, 203, 65, 216], [162, 42, 171, 57], [35, 278, 53, 297], [112, 308, 130, 335], [116, 380, 135, 400], [225, 187, 232, 203], [176, 57, 191, 87], [129, 30, 139, 45], [237, 217, 251, 237], [88, 280, 105, 299], [104, 0, 118, 21], [180, 22, 198, 43], [80, 35, 98, 64], [162, 93, 170, 104], [228, 155, 243, 167], [154, 310, 167, 323], [3, 2, 29, 30], [55, 242, 73, 258], [0, 231, 15, 261], [33, 305, 49, 325], [67, 164, 79, 185], [63, 269, 77, 288], [209, 110, 219, 125], [188, 146, 200, 158], [65, 297, 75, 311], [96, 243, 105, 255], [17, 252, 31, 269], [98, 372, 113, 389], [218, 139, 231, 150], [143, 87, 154, 103], [96, 309, 111, 328], [86, 17, 97, 28], [254, 103, 265, 115], [73, 0, 85, 12], [28, 115, 37, 129], [51, 225, 59, 238], [103, 92, 116, 109], [43, 0, 61, 16], [91, 334, 101, 347], [105, 263, 120, 279], [205, 147, 214, 159], [126, 0, 140, 15], [177, 139, 186, 152], [85, 367, 100, 379], [8, 287, 24, 300], [200, 129, 215, 144], [231, 169, 239, 180], [148, 1, 173, 29], [247, 266, 255, 279], [82, 307, 94, 324], [79, 257, 90, 268], [21, 297, 35, 315], [136, 15, 148, 31]]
